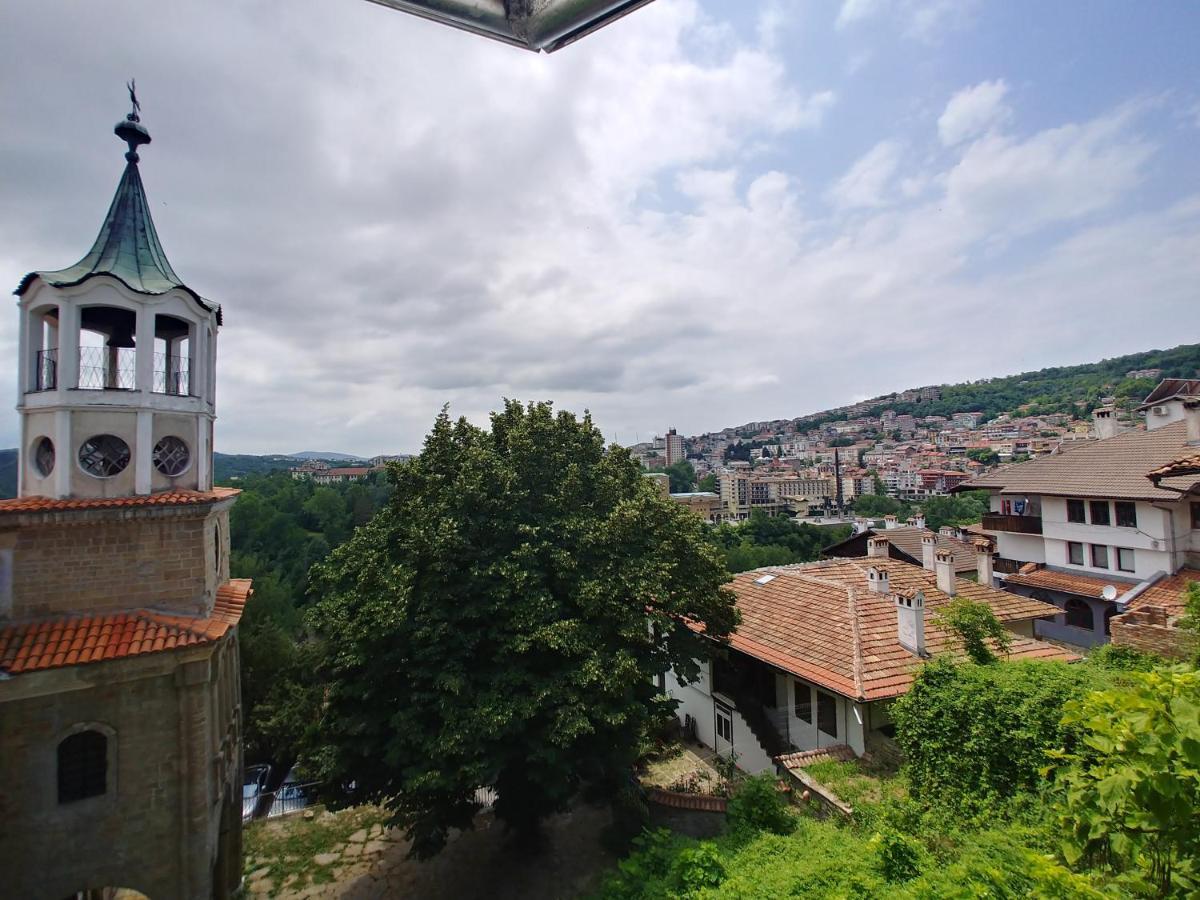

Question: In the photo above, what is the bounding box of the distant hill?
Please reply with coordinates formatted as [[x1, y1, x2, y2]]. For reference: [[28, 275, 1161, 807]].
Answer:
[[289, 451, 363, 461], [733, 342, 1200, 437], [213, 453, 298, 482]]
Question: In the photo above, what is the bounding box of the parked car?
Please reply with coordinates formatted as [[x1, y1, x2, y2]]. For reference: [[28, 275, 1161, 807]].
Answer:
[[268, 766, 318, 818], [242, 764, 272, 822]]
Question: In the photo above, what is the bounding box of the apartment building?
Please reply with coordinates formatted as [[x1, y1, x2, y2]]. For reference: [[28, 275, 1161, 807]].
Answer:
[[720, 470, 834, 520], [962, 380, 1200, 649], [664, 427, 685, 467]]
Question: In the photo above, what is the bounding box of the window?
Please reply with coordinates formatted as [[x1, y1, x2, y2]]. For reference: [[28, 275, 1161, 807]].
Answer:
[[1065, 598, 1094, 630], [794, 681, 812, 723], [1068, 541, 1084, 566], [816, 690, 838, 737], [1193, 503, 1200, 530], [58, 730, 107, 803], [1117, 547, 1135, 572], [1115, 502, 1137, 529], [33, 437, 55, 477], [152, 435, 190, 476], [1089, 501, 1110, 526], [1067, 499, 1086, 523], [78, 434, 130, 477], [1091, 544, 1109, 569]]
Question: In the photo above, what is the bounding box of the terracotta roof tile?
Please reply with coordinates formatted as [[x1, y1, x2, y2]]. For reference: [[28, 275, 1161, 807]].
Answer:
[[961, 421, 1199, 500], [0, 579, 251, 675], [1002, 567, 1132, 599], [0, 487, 240, 515], [715, 558, 1076, 702], [1121, 568, 1200, 619]]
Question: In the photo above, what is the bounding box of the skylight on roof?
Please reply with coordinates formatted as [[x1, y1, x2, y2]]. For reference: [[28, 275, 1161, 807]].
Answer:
[[754, 574, 776, 585]]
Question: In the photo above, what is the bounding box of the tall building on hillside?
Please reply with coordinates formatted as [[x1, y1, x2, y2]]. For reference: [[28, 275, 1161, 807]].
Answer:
[[664, 427, 684, 467], [0, 94, 249, 899]]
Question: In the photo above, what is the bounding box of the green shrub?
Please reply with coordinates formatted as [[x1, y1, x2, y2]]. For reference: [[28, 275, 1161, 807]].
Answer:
[[1052, 668, 1200, 897], [1082, 643, 1162, 673], [670, 842, 726, 895], [891, 657, 1111, 815], [871, 827, 925, 882], [726, 773, 794, 839]]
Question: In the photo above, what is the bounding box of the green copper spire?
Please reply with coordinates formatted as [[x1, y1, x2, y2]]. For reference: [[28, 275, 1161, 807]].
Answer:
[[15, 85, 219, 321]]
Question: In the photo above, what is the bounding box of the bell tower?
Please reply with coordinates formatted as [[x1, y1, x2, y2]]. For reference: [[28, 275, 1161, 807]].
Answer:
[[15, 92, 220, 500], [0, 89, 249, 900]]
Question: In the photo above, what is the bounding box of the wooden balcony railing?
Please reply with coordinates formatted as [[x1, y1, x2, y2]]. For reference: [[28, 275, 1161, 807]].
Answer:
[[981, 514, 1043, 535]]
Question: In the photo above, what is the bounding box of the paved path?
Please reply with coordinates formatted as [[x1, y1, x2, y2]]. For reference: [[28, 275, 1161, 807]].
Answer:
[[250, 803, 615, 900]]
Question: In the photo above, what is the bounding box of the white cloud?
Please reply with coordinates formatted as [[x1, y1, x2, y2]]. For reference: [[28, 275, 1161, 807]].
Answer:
[[939, 79, 1012, 146], [835, 0, 884, 30], [835, 0, 979, 40], [827, 140, 903, 209]]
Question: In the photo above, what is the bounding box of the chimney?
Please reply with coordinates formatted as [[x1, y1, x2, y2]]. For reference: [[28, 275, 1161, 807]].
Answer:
[[921, 534, 937, 572], [974, 538, 994, 587], [1091, 406, 1119, 441], [913, 512, 926, 529], [935, 548, 956, 596], [1187, 400, 1200, 446], [895, 589, 926, 655], [883, 514, 898, 530], [867, 536, 890, 559], [867, 566, 889, 594], [854, 517, 870, 535]]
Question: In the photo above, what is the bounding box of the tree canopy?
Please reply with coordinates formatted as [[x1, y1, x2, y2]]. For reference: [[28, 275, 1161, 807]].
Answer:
[[305, 402, 738, 857]]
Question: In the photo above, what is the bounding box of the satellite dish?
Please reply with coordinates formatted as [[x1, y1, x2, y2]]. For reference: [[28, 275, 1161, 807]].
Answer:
[[1101, 585, 1119, 602]]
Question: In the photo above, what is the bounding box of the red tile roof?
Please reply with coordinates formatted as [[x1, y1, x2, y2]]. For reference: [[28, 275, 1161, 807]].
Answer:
[[1003, 567, 1131, 599], [713, 559, 1076, 702], [0, 579, 251, 675], [0, 487, 240, 515], [775, 745, 856, 769], [1122, 568, 1200, 619], [644, 787, 728, 812]]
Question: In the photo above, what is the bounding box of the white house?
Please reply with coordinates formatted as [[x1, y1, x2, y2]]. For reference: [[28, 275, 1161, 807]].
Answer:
[[667, 541, 1074, 774], [962, 379, 1200, 648]]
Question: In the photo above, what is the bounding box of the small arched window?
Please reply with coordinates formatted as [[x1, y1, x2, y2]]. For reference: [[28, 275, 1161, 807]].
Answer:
[[58, 730, 108, 803], [1065, 597, 1093, 631]]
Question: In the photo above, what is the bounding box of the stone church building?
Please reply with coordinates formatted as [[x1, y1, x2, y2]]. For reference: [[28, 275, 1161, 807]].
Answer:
[[0, 98, 250, 898]]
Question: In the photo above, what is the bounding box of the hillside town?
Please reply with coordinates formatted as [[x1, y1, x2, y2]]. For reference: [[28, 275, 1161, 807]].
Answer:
[[2, 2, 1198, 899]]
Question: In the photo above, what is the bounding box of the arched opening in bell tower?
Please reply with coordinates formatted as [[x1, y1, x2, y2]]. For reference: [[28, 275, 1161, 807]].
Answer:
[[78, 305, 137, 390], [153, 314, 193, 396], [28, 303, 60, 391]]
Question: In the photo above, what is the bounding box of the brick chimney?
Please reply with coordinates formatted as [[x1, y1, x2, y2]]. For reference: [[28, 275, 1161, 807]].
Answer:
[[895, 589, 926, 655], [867, 536, 890, 558], [913, 512, 926, 529], [935, 548, 956, 596], [883, 514, 898, 530], [867, 566, 889, 594], [973, 538, 994, 587], [921, 533, 937, 572], [1092, 406, 1121, 441], [1187, 399, 1200, 446]]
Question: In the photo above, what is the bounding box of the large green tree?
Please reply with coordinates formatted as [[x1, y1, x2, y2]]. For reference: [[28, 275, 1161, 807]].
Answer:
[[306, 402, 738, 857]]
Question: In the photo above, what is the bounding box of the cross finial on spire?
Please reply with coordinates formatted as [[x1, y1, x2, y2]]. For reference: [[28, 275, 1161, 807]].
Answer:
[[113, 80, 151, 163], [127, 79, 141, 122]]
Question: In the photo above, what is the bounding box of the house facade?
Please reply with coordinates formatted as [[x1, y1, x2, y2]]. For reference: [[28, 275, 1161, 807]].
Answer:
[[962, 382, 1200, 648], [667, 540, 1074, 774]]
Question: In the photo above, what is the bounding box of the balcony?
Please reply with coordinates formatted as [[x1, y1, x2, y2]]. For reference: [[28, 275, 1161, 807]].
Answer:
[[78, 346, 136, 390], [153, 351, 191, 396], [981, 513, 1043, 535]]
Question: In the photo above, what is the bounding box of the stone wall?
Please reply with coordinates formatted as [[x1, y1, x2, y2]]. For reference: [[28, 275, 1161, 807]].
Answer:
[[645, 788, 727, 839], [6, 505, 229, 620], [0, 636, 241, 899], [1111, 606, 1198, 660]]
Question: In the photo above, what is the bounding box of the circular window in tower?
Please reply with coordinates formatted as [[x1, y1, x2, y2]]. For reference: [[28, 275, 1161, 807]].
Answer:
[[33, 437, 55, 477], [78, 434, 131, 478], [153, 436, 191, 477]]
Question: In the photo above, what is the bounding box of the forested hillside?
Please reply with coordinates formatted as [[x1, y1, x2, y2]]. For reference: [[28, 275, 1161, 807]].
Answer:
[[225, 470, 393, 772], [795, 342, 1200, 429]]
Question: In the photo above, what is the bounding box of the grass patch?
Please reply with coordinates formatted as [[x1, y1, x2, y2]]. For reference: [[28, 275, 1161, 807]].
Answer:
[[243, 804, 391, 896], [802, 758, 907, 810]]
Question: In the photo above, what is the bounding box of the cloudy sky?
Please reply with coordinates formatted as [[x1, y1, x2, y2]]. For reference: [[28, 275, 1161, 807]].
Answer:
[[2, 1, 1198, 455]]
